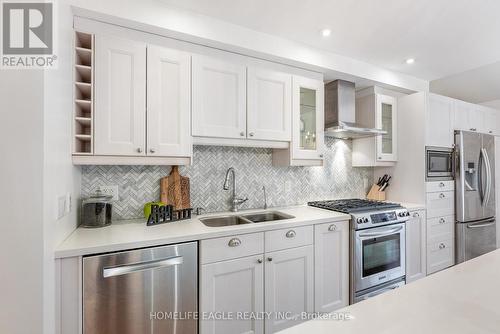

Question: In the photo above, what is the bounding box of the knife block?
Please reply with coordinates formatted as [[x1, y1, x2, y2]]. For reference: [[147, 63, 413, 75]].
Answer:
[[367, 184, 386, 201]]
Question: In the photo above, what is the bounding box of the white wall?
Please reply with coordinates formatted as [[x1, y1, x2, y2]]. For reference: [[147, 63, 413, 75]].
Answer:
[[0, 71, 45, 333], [43, 2, 82, 333]]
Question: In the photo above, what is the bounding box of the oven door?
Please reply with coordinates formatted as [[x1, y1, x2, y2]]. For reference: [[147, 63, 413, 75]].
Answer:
[[426, 147, 453, 180], [354, 223, 406, 292]]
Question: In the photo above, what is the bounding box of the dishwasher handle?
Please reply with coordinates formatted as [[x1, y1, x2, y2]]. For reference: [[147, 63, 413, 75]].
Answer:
[[103, 256, 184, 278]]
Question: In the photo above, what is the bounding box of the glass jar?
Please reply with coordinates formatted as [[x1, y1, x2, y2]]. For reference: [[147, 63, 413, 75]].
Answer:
[[81, 190, 113, 228]]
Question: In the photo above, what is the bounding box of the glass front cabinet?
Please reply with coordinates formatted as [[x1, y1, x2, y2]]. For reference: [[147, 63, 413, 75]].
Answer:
[[376, 94, 397, 162], [273, 75, 324, 166], [352, 89, 398, 167]]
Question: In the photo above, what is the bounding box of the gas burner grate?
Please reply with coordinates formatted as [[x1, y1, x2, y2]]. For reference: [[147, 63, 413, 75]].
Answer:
[[308, 198, 401, 214]]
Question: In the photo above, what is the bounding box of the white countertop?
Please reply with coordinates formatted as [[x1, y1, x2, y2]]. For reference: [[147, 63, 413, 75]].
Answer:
[[54, 205, 350, 258], [278, 249, 500, 334]]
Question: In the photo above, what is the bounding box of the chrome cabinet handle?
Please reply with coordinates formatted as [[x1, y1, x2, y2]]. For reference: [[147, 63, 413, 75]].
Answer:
[[103, 256, 183, 278], [439, 193, 445, 199], [257, 258, 263, 264], [137, 147, 143, 153], [249, 132, 255, 137], [439, 243, 446, 249], [439, 182, 445, 187], [413, 212, 420, 218], [328, 224, 337, 231], [228, 238, 241, 247], [267, 257, 273, 262], [439, 218, 446, 224], [286, 230, 296, 238], [240, 131, 245, 137]]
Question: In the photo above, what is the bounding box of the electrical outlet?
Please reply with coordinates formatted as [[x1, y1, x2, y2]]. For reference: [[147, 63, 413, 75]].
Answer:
[[98, 185, 119, 201]]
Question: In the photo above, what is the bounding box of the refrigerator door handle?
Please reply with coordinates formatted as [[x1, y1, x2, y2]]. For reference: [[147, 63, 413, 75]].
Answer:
[[482, 148, 493, 207], [478, 149, 485, 204]]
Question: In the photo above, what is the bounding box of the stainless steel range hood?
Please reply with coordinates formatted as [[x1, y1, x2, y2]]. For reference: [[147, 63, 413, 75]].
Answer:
[[324, 80, 386, 139]]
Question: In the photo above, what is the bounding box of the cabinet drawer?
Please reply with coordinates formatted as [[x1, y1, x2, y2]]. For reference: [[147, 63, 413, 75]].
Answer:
[[426, 191, 454, 218], [265, 225, 313, 252], [426, 181, 454, 193], [201, 232, 264, 264], [427, 238, 455, 274], [427, 215, 454, 242]]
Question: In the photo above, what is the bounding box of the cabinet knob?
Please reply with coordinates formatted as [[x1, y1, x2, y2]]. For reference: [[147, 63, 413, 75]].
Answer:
[[413, 212, 420, 217], [150, 148, 155, 153], [137, 148, 143, 153], [240, 131, 245, 137], [257, 258, 263, 264], [249, 132, 255, 137], [328, 224, 337, 231], [228, 238, 241, 247], [439, 243, 446, 249], [285, 230, 296, 238], [267, 257, 273, 262], [319, 154, 324, 158], [378, 157, 382, 160], [439, 182, 445, 187], [439, 218, 446, 224], [439, 193, 445, 199]]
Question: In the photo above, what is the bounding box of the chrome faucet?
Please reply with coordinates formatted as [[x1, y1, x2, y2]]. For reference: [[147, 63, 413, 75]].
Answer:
[[223, 167, 248, 212]]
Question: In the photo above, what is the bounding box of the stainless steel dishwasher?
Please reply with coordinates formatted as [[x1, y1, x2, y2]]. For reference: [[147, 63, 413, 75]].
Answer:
[[83, 242, 198, 334]]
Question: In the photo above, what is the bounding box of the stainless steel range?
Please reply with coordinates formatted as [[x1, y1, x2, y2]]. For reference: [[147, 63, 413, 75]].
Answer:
[[308, 199, 410, 303]]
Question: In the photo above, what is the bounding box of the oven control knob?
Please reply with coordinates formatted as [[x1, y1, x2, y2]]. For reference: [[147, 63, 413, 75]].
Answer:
[[406, 211, 410, 216], [363, 218, 369, 223], [357, 218, 364, 224], [398, 212, 404, 217]]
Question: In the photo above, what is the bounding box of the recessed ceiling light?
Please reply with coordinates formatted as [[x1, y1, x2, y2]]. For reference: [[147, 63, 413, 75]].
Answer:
[[405, 58, 415, 64], [321, 29, 331, 37]]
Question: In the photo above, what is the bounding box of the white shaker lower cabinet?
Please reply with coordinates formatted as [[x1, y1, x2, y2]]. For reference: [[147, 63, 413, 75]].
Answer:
[[405, 210, 427, 283], [146, 45, 192, 157], [200, 255, 265, 334], [314, 221, 349, 313], [265, 245, 314, 334], [192, 55, 247, 139], [94, 35, 147, 156]]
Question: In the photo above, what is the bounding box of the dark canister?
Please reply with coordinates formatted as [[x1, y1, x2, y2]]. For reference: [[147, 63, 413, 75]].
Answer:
[[81, 190, 112, 228]]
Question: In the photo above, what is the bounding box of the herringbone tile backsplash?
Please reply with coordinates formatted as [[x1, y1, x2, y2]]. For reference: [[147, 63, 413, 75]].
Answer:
[[82, 138, 373, 220]]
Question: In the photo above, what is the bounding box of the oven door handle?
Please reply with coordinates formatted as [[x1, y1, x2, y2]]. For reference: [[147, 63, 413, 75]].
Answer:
[[358, 226, 403, 238]]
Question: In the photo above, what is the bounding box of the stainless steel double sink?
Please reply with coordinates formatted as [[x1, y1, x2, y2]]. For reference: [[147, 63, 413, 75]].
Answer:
[[200, 211, 294, 227]]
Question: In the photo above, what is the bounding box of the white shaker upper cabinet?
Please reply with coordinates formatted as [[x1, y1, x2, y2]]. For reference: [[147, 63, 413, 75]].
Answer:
[[454, 99, 483, 133], [291, 76, 325, 160], [247, 68, 292, 141], [147, 45, 192, 157], [95, 35, 146, 156], [479, 105, 499, 135], [426, 93, 454, 148], [192, 55, 247, 139]]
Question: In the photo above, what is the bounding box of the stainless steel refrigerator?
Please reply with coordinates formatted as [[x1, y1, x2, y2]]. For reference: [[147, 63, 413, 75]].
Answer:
[[455, 130, 497, 263]]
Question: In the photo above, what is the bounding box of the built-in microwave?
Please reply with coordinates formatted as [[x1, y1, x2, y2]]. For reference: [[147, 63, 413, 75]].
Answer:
[[426, 146, 454, 181]]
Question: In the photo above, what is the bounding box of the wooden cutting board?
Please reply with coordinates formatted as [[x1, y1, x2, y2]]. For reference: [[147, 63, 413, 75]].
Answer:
[[160, 166, 191, 210]]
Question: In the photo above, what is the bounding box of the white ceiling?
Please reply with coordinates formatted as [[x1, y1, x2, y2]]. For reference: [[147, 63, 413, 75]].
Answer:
[[431, 61, 500, 103], [159, 0, 500, 81]]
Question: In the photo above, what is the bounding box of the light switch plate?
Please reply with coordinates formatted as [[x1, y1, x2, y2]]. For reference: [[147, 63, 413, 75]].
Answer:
[[56, 195, 66, 220]]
